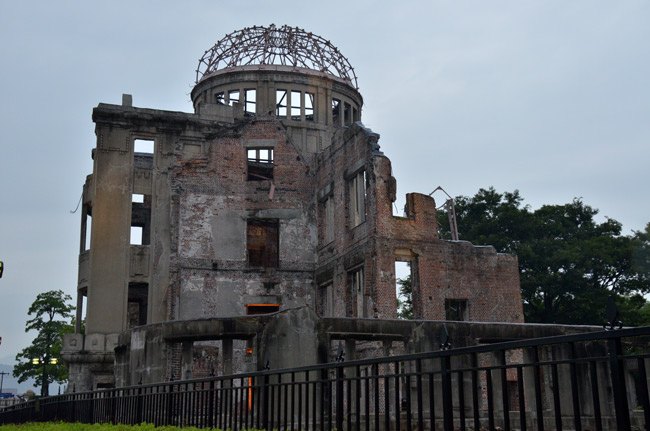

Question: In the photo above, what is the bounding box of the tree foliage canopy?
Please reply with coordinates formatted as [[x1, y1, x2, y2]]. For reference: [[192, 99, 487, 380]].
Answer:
[[13, 290, 74, 393], [438, 188, 650, 325]]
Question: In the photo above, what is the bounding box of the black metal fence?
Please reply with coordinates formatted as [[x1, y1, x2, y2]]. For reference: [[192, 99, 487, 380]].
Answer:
[[1, 326, 649, 431]]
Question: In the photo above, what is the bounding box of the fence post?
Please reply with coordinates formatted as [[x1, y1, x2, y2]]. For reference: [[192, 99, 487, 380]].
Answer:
[[439, 325, 453, 431], [136, 374, 143, 425], [208, 365, 215, 429], [167, 377, 174, 426], [335, 341, 345, 431], [608, 335, 631, 430], [262, 354, 270, 431]]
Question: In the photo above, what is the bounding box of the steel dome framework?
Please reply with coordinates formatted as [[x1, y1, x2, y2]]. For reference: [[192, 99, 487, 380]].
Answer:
[[196, 25, 359, 88]]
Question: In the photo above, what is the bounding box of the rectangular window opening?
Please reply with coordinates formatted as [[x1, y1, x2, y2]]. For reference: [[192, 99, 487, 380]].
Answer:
[[349, 267, 365, 317], [134, 139, 154, 155], [332, 99, 341, 126], [130, 226, 143, 245], [319, 283, 333, 317], [349, 170, 367, 227], [228, 90, 240, 106], [215, 92, 225, 104], [246, 304, 280, 315], [82, 206, 92, 252], [244, 89, 256, 116], [247, 219, 279, 268], [344, 102, 351, 126], [291, 91, 301, 121], [131, 193, 151, 245], [127, 283, 148, 329], [247, 148, 274, 181], [395, 261, 412, 319], [305, 92, 314, 122], [445, 299, 469, 321], [353, 107, 359, 123], [276, 90, 287, 118]]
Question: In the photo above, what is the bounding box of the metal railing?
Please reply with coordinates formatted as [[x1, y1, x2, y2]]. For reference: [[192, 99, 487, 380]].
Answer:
[[2, 326, 649, 431]]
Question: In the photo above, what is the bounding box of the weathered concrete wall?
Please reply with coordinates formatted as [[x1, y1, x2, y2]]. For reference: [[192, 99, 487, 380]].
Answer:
[[110, 306, 600, 386]]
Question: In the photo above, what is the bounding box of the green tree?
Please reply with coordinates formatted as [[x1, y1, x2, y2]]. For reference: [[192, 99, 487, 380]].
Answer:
[[397, 273, 414, 320], [439, 188, 650, 325], [13, 290, 74, 396]]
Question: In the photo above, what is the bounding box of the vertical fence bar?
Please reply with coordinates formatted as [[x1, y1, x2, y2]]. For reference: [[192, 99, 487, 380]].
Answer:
[[569, 342, 582, 431], [416, 359, 424, 431], [263, 373, 270, 431], [607, 336, 631, 431], [486, 365, 494, 431], [636, 357, 650, 430], [405, 365, 412, 431], [347, 365, 352, 431], [471, 353, 480, 431], [429, 368, 435, 431], [441, 354, 453, 431], [551, 362, 563, 431], [384, 367, 390, 431], [457, 369, 465, 431], [356, 364, 361, 431], [374, 363, 380, 431], [517, 366, 526, 431], [304, 371, 309, 431], [394, 361, 401, 430], [499, 349, 510, 431], [531, 347, 545, 431], [291, 372, 296, 431]]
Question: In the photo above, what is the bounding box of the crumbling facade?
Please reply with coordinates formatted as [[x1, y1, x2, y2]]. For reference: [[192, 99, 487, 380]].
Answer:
[[62, 25, 523, 391]]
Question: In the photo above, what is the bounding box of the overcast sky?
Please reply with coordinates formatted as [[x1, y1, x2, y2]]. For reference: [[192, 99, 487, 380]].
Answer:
[[1, 1, 649, 379]]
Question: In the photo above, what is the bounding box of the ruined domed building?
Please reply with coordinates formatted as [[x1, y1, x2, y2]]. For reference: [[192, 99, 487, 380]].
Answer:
[[62, 25, 524, 391]]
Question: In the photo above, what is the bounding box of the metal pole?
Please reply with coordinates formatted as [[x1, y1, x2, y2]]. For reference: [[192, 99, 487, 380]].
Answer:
[[41, 358, 48, 397]]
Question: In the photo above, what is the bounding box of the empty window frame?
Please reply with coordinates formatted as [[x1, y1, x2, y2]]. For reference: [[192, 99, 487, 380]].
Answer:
[[305, 92, 315, 122], [318, 283, 333, 317], [276, 90, 288, 118], [247, 219, 279, 268], [247, 148, 274, 181], [134, 139, 154, 155], [244, 89, 256, 116], [246, 304, 280, 315], [127, 283, 148, 329], [332, 98, 341, 126], [291, 91, 301, 121], [344, 102, 351, 125], [130, 193, 151, 245], [445, 299, 468, 321], [215, 92, 225, 104], [349, 170, 367, 227], [349, 267, 365, 317], [81, 205, 92, 252], [228, 90, 240, 106]]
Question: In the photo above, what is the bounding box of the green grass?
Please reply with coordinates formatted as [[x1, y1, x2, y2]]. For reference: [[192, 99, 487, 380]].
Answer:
[[0, 423, 239, 431]]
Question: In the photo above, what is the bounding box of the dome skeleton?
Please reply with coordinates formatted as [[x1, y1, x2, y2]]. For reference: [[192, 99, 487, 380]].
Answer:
[[196, 24, 359, 88]]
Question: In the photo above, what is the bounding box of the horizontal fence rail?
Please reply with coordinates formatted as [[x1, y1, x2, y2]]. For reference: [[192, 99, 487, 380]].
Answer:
[[1, 326, 649, 431]]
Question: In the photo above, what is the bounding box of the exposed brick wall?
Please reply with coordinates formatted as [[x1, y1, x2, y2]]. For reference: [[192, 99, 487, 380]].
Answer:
[[168, 117, 317, 321], [314, 122, 523, 324]]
